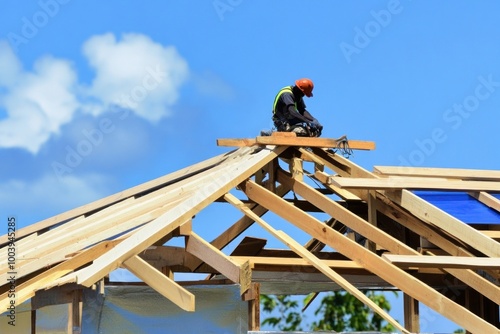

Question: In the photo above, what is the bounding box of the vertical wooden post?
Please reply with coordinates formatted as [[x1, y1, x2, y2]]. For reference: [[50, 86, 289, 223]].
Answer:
[[162, 266, 174, 279], [254, 168, 265, 185], [483, 295, 500, 327], [366, 190, 377, 252], [266, 159, 277, 193], [404, 293, 419, 332], [291, 157, 303, 182], [465, 287, 483, 334], [244, 283, 260, 331], [67, 290, 82, 334], [31, 308, 36, 334]]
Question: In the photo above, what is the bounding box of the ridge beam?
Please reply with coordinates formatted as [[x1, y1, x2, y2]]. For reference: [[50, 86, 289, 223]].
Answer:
[[217, 137, 376, 150]]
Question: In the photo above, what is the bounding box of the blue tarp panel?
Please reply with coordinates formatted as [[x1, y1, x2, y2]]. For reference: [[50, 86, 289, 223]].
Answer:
[[414, 191, 500, 224]]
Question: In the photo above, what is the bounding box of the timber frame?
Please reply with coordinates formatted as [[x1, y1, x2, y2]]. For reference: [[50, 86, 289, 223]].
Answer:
[[1, 133, 499, 333]]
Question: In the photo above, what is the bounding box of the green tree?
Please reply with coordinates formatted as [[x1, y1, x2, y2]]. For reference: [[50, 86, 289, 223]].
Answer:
[[261, 294, 304, 331], [311, 291, 395, 332], [261, 291, 396, 332]]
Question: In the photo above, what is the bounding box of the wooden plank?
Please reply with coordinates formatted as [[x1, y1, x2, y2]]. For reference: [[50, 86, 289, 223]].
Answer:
[[386, 189, 500, 258], [470, 191, 500, 212], [291, 157, 303, 181], [72, 146, 285, 288], [367, 190, 377, 252], [331, 177, 500, 192], [383, 254, 500, 269], [186, 231, 251, 294], [246, 283, 260, 331], [217, 137, 376, 150], [241, 180, 499, 333], [297, 148, 325, 167], [224, 193, 408, 334], [374, 166, 500, 181], [231, 256, 364, 269], [68, 289, 82, 334], [480, 230, 500, 239], [122, 255, 195, 312], [404, 294, 419, 333]]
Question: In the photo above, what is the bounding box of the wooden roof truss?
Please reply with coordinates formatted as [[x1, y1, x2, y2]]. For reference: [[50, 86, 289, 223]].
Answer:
[[1, 135, 499, 333]]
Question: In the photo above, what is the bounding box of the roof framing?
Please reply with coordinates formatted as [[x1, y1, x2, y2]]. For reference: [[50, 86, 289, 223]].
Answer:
[[1, 134, 500, 333]]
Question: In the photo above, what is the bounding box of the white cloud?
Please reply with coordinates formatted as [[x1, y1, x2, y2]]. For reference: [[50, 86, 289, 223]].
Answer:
[[0, 48, 79, 153], [82, 33, 189, 121], [0, 33, 190, 154]]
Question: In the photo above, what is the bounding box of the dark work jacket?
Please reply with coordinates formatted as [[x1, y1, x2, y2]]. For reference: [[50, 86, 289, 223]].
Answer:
[[272, 85, 317, 126]]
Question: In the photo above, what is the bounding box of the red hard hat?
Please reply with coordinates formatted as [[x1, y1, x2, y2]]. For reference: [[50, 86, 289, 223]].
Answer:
[[295, 78, 314, 97]]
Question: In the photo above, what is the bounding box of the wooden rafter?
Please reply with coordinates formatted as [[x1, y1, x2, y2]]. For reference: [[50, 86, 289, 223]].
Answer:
[[224, 193, 408, 334], [374, 165, 500, 181], [469, 191, 500, 212], [331, 176, 500, 191], [241, 179, 499, 333], [383, 254, 500, 269]]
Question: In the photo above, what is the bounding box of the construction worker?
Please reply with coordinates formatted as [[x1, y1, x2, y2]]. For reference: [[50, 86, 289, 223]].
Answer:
[[271, 78, 323, 137]]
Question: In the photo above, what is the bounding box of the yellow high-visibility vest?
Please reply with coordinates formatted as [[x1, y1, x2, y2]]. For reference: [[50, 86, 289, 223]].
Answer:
[[272, 86, 296, 114]]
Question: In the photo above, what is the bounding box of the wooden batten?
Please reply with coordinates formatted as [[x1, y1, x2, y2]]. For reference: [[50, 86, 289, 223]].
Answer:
[[217, 136, 376, 150]]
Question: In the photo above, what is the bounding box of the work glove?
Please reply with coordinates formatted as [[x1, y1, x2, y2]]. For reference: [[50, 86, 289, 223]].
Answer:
[[308, 122, 322, 137]]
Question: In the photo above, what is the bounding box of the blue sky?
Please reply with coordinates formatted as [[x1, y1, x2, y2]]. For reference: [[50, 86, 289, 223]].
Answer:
[[2, 0, 500, 332]]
